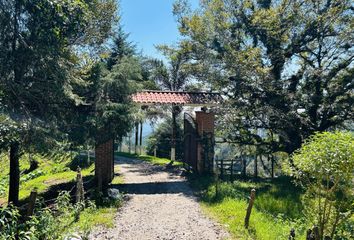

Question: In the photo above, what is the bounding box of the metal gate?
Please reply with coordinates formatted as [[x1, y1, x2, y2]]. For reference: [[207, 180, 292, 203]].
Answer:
[[183, 113, 198, 171]]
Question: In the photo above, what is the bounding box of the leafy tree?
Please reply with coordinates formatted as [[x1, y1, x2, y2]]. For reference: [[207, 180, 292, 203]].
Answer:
[[288, 131, 354, 239], [149, 46, 192, 161], [174, 0, 354, 154], [0, 0, 117, 205]]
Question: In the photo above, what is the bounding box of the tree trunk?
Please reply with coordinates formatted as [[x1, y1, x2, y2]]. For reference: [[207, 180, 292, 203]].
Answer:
[[254, 154, 258, 178], [171, 105, 177, 162], [87, 144, 90, 166], [128, 132, 132, 154], [139, 121, 143, 154], [242, 156, 247, 177], [135, 122, 139, 154], [8, 0, 21, 206], [8, 141, 20, 206], [271, 154, 274, 178]]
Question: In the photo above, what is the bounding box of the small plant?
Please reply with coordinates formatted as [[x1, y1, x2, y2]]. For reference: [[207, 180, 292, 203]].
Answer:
[[0, 178, 7, 197], [20, 170, 44, 182], [0, 191, 102, 240], [0, 205, 21, 239], [288, 131, 354, 239]]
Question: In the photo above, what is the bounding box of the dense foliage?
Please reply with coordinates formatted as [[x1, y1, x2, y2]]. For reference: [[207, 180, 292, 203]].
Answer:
[[174, 0, 354, 154], [289, 131, 354, 239], [0, 0, 117, 141], [0, 191, 122, 240], [0, 0, 148, 203]]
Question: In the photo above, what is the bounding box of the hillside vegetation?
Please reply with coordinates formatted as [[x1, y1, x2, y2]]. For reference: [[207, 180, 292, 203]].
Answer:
[[0, 152, 123, 238]]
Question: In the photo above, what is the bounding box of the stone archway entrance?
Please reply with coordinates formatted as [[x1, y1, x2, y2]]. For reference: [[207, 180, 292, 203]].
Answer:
[[95, 90, 222, 189]]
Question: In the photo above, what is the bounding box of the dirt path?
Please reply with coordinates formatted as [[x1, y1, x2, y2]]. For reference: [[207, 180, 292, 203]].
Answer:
[[90, 157, 229, 240]]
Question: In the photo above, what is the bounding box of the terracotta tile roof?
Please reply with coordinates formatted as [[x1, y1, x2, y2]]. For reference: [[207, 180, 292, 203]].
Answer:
[[132, 91, 223, 106]]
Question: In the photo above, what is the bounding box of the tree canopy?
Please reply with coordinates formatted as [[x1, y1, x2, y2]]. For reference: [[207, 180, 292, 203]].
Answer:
[[174, 0, 354, 153], [0, 0, 122, 204], [0, 0, 118, 149]]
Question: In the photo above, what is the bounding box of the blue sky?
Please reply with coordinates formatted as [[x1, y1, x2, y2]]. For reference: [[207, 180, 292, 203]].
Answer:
[[119, 1, 200, 141], [120, 0, 199, 60]]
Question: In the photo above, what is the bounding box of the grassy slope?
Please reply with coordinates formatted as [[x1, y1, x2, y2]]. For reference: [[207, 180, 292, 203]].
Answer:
[[189, 175, 307, 240], [115, 152, 183, 167], [0, 153, 94, 203], [0, 152, 123, 234]]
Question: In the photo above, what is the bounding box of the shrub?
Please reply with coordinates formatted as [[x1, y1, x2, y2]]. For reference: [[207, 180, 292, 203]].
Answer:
[[0, 192, 95, 240], [288, 131, 354, 239]]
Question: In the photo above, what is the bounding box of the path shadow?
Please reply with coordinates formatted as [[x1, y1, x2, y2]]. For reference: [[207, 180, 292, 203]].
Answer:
[[114, 156, 183, 177], [111, 181, 193, 196], [113, 156, 194, 197]]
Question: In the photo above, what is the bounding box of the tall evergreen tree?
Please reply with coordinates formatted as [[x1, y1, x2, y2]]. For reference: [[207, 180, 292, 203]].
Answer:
[[107, 26, 136, 70], [0, 0, 118, 205]]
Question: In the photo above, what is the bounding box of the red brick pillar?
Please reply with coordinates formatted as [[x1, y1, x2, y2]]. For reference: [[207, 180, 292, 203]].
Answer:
[[95, 139, 114, 190], [195, 111, 215, 173]]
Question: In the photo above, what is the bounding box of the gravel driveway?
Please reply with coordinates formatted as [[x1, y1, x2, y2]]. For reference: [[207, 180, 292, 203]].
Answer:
[[89, 156, 229, 240]]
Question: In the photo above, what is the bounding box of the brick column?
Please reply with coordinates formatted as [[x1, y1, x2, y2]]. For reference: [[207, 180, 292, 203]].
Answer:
[[195, 111, 215, 173], [95, 139, 114, 190]]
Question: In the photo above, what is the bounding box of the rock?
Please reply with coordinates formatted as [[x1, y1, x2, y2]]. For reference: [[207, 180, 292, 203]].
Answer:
[[108, 188, 122, 200], [64, 233, 82, 240]]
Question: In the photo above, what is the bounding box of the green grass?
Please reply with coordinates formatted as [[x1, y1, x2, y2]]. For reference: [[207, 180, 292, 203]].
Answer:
[[67, 202, 120, 238], [75, 207, 117, 229], [115, 152, 183, 167], [0, 151, 122, 236], [111, 165, 124, 184], [0, 153, 95, 203], [189, 175, 307, 240]]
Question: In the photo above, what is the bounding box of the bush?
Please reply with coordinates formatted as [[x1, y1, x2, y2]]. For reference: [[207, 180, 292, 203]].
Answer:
[[0, 192, 98, 240], [288, 131, 354, 240]]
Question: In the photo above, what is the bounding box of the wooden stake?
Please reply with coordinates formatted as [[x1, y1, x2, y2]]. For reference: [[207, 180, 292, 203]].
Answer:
[[271, 154, 275, 178], [76, 167, 85, 202], [214, 166, 220, 199], [220, 158, 224, 180], [230, 159, 234, 182], [26, 190, 37, 217], [289, 228, 295, 240], [244, 189, 256, 229]]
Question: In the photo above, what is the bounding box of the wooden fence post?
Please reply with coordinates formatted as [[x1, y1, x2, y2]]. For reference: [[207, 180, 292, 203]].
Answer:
[[76, 167, 85, 203], [271, 154, 275, 178], [244, 189, 256, 229], [214, 166, 220, 199], [289, 228, 295, 240], [306, 226, 320, 240], [26, 190, 37, 217], [230, 159, 234, 182], [220, 159, 224, 180]]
